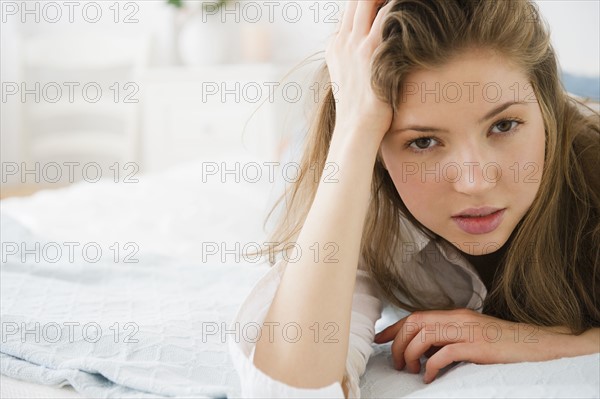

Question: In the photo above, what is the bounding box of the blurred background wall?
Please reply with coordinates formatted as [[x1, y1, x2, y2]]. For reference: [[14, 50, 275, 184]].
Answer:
[[1, 0, 598, 196]]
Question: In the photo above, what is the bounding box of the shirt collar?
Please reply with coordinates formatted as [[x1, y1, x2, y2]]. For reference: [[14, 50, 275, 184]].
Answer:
[[399, 215, 488, 310]]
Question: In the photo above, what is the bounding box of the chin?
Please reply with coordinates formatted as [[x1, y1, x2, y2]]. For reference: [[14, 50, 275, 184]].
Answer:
[[446, 233, 510, 256]]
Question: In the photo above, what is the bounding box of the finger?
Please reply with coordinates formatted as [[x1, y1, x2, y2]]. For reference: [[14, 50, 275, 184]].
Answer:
[[380, 309, 472, 368], [378, 308, 474, 344], [404, 327, 460, 374], [340, 0, 359, 34], [423, 343, 475, 384], [373, 316, 409, 344], [403, 324, 439, 374], [424, 346, 442, 358], [390, 317, 423, 370], [353, 0, 385, 36], [367, 0, 393, 44]]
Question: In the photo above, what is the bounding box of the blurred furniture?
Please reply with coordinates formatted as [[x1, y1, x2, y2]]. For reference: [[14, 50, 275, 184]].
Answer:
[[17, 32, 151, 177], [139, 63, 302, 172]]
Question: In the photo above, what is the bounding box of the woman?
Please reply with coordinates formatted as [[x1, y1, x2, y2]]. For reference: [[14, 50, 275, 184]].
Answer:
[[228, 0, 600, 397]]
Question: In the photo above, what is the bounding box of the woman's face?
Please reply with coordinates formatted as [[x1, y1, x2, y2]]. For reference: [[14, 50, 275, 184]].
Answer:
[[380, 49, 546, 256]]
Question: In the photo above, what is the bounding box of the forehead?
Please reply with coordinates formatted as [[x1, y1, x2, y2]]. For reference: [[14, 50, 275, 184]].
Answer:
[[396, 50, 533, 116]]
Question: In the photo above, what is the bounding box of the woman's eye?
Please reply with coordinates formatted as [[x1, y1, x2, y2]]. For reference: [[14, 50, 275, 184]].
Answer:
[[411, 137, 434, 150], [491, 119, 519, 134]]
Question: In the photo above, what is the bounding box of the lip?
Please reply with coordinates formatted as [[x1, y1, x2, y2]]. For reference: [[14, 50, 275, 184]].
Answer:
[[451, 208, 506, 235], [452, 206, 503, 218]]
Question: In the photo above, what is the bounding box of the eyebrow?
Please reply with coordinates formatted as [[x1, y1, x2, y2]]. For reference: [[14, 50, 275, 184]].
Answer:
[[390, 101, 528, 135]]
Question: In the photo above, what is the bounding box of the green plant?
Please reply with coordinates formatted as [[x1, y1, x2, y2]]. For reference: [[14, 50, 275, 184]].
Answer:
[[167, 0, 229, 12]]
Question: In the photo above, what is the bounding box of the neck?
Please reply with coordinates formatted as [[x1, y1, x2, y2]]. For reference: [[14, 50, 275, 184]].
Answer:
[[462, 229, 515, 263], [458, 235, 514, 290], [462, 245, 506, 270]]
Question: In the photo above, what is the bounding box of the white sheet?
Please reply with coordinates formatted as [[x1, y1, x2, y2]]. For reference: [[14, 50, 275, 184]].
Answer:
[[1, 156, 278, 265], [1, 156, 278, 399], [0, 375, 82, 399], [2, 157, 598, 399]]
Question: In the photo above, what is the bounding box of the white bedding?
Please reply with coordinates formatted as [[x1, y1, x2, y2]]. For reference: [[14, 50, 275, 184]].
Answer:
[[1, 375, 81, 398], [1, 157, 598, 398], [0, 155, 278, 265], [1, 156, 276, 398]]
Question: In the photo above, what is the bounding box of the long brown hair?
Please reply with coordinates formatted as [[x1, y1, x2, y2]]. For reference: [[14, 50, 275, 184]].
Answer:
[[255, 0, 600, 334]]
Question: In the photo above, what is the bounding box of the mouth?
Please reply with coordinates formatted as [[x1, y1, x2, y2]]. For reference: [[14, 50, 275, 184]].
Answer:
[[452, 206, 503, 218], [451, 208, 506, 235]]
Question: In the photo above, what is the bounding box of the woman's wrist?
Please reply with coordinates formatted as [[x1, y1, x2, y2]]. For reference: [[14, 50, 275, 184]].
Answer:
[[329, 123, 384, 162], [573, 328, 600, 355], [549, 327, 600, 359]]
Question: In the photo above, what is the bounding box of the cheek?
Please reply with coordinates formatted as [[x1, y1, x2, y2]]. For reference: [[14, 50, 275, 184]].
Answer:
[[500, 127, 545, 192], [385, 162, 446, 220]]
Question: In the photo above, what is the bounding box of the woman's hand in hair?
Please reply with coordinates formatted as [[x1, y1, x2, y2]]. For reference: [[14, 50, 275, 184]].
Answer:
[[325, 0, 394, 143], [373, 308, 599, 384]]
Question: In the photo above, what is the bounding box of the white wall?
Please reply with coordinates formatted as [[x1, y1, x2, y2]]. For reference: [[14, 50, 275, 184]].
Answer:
[[0, 0, 337, 170], [1, 0, 597, 175], [535, 0, 599, 77], [1, 0, 597, 77]]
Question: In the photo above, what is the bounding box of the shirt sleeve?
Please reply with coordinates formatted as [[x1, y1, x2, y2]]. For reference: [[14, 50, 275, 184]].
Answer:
[[227, 257, 384, 398]]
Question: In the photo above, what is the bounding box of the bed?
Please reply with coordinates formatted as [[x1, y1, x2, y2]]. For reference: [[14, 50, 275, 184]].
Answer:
[[2, 125, 600, 398]]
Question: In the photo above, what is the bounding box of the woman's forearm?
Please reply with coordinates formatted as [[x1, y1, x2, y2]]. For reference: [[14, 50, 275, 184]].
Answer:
[[541, 325, 600, 359], [252, 125, 382, 391], [566, 327, 600, 357]]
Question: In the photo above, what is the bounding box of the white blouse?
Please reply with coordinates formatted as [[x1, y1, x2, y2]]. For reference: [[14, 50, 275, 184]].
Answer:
[[228, 217, 488, 398]]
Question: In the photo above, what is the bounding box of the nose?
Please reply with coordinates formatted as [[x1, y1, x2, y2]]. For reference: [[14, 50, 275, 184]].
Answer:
[[448, 148, 499, 195]]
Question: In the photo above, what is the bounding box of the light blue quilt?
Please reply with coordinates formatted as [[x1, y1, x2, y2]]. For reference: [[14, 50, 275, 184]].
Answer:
[[0, 213, 269, 398]]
